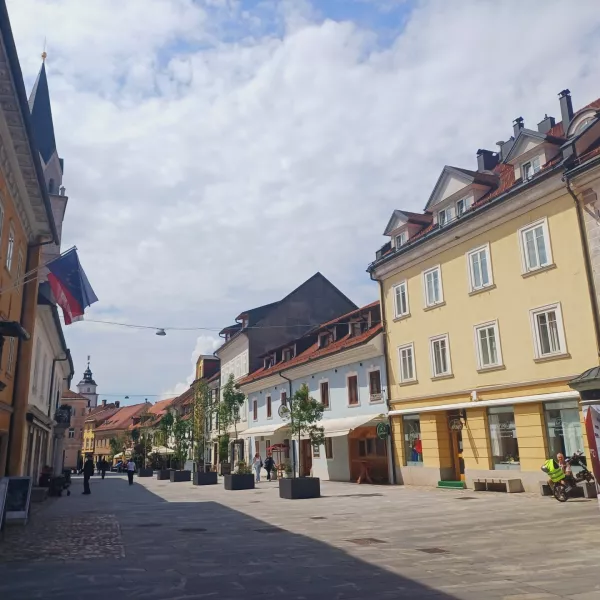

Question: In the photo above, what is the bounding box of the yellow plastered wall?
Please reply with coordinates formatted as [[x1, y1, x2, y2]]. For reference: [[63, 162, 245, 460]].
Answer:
[[514, 403, 548, 472], [463, 407, 492, 470], [391, 416, 405, 467], [421, 413, 453, 469]]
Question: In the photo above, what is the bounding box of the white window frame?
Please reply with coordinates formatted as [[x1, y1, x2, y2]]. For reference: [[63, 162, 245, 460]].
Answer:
[[393, 280, 409, 319], [529, 303, 567, 359], [346, 372, 360, 407], [367, 367, 383, 403], [252, 398, 258, 421], [456, 197, 468, 218], [474, 320, 503, 370], [438, 207, 452, 227], [319, 378, 330, 410], [395, 231, 407, 249], [466, 243, 494, 292], [6, 224, 15, 271], [280, 390, 288, 408], [519, 217, 553, 274], [398, 342, 416, 383], [521, 156, 541, 181], [422, 265, 444, 308], [429, 334, 452, 378]]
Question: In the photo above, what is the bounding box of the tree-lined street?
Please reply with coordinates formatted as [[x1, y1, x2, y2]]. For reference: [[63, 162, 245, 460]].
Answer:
[[0, 474, 598, 599]]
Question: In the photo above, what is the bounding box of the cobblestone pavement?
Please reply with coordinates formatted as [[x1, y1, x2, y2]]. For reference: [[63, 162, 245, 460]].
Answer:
[[0, 473, 599, 599]]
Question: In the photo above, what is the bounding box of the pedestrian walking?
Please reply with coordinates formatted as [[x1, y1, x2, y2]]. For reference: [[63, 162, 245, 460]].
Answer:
[[252, 453, 262, 483], [82, 455, 94, 495], [264, 453, 275, 481], [100, 459, 108, 479], [126, 459, 136, 485]]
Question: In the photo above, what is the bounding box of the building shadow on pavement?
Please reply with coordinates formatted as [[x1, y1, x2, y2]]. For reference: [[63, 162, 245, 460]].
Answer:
[[0, 475, 459, 599]]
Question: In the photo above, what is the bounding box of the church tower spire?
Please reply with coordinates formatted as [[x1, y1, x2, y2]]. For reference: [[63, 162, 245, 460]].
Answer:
[[77, 356, 99, 408]]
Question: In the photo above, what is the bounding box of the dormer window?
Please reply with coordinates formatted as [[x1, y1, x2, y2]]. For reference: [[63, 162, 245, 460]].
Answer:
[[282, 348, 292, 362], [438, 207, 452, 227], [456, 198, 467, 218], [318, 333, 330, 349], [395, 231, 407, 249], [522, 156, 541, 181], [351, 321, 362, 337], [264, 356, 273, 369]]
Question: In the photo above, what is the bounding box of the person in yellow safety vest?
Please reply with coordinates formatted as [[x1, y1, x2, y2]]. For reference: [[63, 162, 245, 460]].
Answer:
[[543, 458, 565, 483]]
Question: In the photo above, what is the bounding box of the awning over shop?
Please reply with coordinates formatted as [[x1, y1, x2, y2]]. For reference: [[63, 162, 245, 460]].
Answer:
[[151, 446, 175, 455], [243, 423, 289, 437], [304, 413, 387, 438]]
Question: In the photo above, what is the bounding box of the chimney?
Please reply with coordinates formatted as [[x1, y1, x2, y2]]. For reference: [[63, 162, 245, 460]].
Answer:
[[476, 149, 499, 172], [115, 401, 120, 408], [496, 137, 514, 161], [537, 114, 556, 135], [513, 117, 524, 137], [102, 399, 107, 407], [559, 89, 574, 131]]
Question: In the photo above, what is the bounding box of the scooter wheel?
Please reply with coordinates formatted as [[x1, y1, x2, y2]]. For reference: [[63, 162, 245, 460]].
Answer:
[[553, 485, 568, 502]]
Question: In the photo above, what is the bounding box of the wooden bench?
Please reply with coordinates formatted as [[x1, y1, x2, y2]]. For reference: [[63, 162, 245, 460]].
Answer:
[[473, 477, 523, 493]]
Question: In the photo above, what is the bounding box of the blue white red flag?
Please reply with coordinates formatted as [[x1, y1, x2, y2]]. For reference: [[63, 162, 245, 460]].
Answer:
[[47, 248, 98, 325]]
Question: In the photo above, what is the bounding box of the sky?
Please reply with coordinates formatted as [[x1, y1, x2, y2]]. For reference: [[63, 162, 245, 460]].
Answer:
[[6, 0, 600, 404]]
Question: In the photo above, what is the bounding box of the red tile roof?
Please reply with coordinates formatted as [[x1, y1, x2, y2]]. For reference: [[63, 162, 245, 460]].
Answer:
[[238, 323, 383, 386], [316, 301, 379, 329], [95, 403, 148, 432]]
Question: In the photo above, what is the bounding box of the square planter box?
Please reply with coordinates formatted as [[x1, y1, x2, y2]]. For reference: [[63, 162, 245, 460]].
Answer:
[[156, 469, 172, 481], [279, 477, 320, 500], [224, 474, 255, 491], [193, 471, 218, 486], [170, 470, 191, 483], [138, 468, 154, 477]]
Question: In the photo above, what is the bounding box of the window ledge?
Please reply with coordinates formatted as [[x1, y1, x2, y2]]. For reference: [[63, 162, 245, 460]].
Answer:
[[476, 364, 506, 374], [469, 284, 496, 297], [533, 352, 571, 363], [522, 263, 556, 278], [399, 379, 419, 387], [369, 399, 385, 405], [347, 403, 361, 408], [423, 301, 446, 312], [393, 313, 411, 322], [431, 373, 454, 381]]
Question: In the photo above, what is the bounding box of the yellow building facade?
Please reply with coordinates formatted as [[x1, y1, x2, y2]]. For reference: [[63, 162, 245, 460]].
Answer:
[[370, 121, 600, 492]]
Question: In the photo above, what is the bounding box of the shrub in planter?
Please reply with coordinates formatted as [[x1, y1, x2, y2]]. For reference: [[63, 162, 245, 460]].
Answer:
[[138, 467, 154, 477], [156, 469, 172, 480], [279, 476, 320, 500], [193, 471, 218, 486], [170, 470, 191, 483], [224, 461, 255, 490]]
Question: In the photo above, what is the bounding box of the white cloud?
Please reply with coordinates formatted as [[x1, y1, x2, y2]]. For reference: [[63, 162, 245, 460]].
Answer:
[[7, 0, 600, 402]]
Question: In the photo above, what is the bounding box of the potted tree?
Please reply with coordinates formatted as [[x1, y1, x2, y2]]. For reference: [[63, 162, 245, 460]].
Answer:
[[156, 412, 174, 480], [193, 380, 218, 486], [279, 384, 324, 499], [218, 374, 245, 475], [137, 406, 154, 477], [170, 415, 192, 482], [223, 460, 255, 490]]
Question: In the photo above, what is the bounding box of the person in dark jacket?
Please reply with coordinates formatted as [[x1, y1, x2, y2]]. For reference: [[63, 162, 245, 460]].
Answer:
[[264, 453, 275, 481], [100, 459, 108, 480], [82, 455, 94, 495]]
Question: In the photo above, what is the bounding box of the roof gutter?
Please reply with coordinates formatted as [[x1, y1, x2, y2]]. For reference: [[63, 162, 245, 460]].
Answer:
[[0, 1, 59, 243]]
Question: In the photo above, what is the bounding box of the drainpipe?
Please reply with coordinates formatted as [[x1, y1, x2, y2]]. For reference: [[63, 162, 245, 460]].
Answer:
[[370, 271, 398, 484], [279, 371, 296, 478], [564, 176, 600, 358]]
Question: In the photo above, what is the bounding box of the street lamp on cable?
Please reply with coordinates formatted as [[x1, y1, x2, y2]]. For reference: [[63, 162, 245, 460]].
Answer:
[[156, 328, 166, 336]]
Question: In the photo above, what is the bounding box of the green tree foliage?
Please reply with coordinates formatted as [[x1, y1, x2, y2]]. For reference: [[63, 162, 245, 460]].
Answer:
[[172, 415, 192, 470], [220, 373, 246, 442], [279, 384, 325, 476], [193, 380, 211, 464], [158, 412, 174, 448], [219, 434, 230, 462], [108, 437, 121, 458]]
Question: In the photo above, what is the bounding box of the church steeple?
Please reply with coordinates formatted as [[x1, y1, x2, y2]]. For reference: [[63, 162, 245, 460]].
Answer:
[[77, 355, 99, 408], [29, 55, 57, 166]]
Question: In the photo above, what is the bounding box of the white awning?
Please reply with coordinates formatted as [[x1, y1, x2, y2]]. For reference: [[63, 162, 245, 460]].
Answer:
[[151, 445, 175, 455], [304, 413, 387, 438], [388, 391, 580, 416], [243, 423, 289, 437]]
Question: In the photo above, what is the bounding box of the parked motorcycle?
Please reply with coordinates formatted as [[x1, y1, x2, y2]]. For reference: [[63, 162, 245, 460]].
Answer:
[[541, 450, 595, 502]]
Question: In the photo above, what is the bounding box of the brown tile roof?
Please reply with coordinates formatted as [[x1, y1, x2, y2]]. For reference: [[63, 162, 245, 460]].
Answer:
[[546, 98, 600, 138], [61, 390, 88, 401], [319, 301, 380, 329], [238, 323, 383, 386], [85, 406, 118, 423], [95, 403, 147, 432]]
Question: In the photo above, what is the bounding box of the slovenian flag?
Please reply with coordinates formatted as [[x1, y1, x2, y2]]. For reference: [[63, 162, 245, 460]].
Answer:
[[47, 248, 98, 325]]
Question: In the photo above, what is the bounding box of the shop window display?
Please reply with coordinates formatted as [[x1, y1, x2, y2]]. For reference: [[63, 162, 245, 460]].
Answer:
[[403, 414, 423, 466]]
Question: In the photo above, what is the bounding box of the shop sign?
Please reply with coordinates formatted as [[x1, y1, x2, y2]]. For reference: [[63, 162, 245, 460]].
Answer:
[[376, 422, 390, 439]]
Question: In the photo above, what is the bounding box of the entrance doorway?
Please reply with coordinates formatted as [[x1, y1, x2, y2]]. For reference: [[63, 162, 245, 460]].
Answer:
[[448, 412, 465, 482], [299, 439, 312, 477]]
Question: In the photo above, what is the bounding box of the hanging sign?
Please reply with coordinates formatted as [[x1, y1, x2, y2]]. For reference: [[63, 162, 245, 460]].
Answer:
[[376, 422, 390, 439]]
